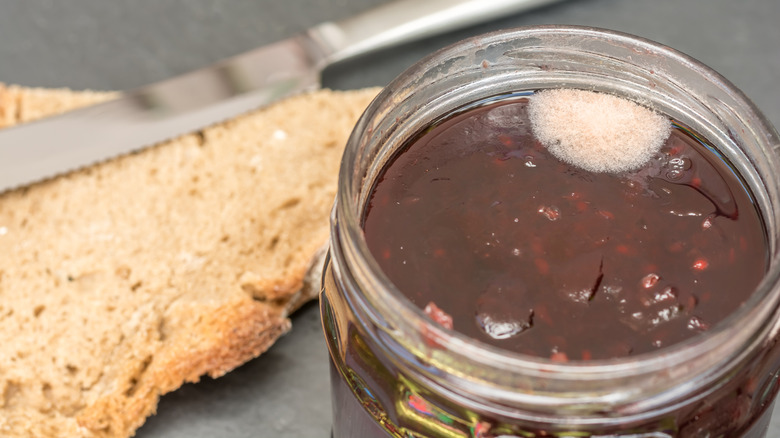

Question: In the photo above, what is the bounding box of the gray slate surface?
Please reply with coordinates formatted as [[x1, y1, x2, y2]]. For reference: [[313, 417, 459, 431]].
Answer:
[[1, 0, 779, 437]]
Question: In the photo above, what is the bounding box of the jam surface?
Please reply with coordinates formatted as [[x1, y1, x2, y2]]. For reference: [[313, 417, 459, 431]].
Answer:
[[362, 96, 767, 360]]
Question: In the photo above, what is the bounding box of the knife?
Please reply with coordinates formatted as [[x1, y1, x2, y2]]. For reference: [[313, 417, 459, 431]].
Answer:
[[0, 0, 561, 193]]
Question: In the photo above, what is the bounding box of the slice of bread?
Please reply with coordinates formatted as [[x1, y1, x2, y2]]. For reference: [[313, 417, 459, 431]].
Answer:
[[0, 83, 378, 437]]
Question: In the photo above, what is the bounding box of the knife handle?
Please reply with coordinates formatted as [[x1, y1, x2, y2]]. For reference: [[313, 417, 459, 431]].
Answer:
[[309, 0, 562, 64]]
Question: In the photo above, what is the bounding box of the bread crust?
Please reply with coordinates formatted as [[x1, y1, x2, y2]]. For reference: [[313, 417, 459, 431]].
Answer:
[[0, 83, 378, 437], [77, 299, 290, 436]]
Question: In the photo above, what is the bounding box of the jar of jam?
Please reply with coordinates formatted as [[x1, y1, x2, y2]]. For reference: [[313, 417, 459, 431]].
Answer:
[[321, 26, 780, 437]]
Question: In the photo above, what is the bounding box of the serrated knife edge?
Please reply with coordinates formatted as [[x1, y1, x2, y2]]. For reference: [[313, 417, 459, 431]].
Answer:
[[0, 0, 563, 193]]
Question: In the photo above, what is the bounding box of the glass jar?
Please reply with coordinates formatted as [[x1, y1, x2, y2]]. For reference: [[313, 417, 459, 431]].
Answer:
[[321, 25, 780, 437]]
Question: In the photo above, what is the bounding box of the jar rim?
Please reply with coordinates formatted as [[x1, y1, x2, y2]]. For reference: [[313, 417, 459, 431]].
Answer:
[[333, 24, 780, 404]]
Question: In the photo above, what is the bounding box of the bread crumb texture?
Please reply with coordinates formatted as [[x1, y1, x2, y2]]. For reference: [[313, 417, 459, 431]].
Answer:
[[0, 83, 378, 437], [528, 88, 671, 173]]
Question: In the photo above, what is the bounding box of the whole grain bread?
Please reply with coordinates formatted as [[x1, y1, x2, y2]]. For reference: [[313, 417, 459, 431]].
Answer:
[[0, 83, 378, 437]]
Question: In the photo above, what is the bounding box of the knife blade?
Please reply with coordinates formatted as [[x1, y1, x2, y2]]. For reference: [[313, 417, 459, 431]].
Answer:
[[0, 0, 562, 193]]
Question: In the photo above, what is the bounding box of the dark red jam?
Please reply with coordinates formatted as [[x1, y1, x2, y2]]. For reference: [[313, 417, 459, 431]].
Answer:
[[362, 95, 768, 361]]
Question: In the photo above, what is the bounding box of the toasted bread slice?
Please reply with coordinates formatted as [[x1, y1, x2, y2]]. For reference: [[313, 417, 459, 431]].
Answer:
[[0, 83, 377, 437]]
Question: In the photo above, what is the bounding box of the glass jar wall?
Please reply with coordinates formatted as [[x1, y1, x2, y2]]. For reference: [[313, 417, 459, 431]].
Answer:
[[321, 26, 780, 437]]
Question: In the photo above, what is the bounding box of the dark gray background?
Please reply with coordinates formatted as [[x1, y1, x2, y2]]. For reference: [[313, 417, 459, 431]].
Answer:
[[1, 0, 779, 436]]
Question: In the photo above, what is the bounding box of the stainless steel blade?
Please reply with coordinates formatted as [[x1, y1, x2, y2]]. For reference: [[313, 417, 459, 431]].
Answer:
[[0, 35, 326, 193], [0, 0, 563, 193]]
